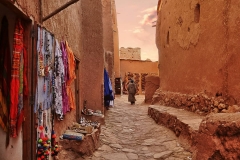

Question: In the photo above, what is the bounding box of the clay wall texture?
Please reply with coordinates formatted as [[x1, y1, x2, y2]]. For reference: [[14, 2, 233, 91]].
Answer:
[[156, 0, 240, 102], [103, 0, 114, 54], [120, 47, 141, 60], [145, 76, 160, 103], [112, 0, 120, 78], [120, 60, 158, 94], [103, 0, 114, 88], [120, 60, 158, 79], [80, 0, 104, 113], [10, 0, 40, 20], [105, 51, 114, 81], [42, 0, 82, 59]]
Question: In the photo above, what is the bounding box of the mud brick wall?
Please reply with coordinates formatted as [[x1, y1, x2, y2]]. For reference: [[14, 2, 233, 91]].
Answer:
[[156, 0, 240, 103]]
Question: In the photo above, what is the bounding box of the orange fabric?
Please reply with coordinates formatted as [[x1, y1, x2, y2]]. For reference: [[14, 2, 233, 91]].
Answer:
[[65, 41, 76, 84], [65, 41, 76, 109]]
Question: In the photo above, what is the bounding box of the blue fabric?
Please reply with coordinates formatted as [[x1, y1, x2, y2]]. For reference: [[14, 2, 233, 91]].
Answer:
[[104, 69, 114, 107], [104, 69, 112, 96]]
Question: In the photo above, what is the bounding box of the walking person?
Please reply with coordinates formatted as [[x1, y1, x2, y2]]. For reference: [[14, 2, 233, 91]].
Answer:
[[127, 79, 136, 105]]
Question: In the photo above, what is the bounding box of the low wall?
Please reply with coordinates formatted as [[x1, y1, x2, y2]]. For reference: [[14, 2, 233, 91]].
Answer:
[[152, 89, 240, 115]]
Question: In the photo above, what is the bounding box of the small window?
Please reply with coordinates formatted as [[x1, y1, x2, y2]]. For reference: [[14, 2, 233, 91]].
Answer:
[[194, 4, 200, 23], [167, 31, 169, 45]]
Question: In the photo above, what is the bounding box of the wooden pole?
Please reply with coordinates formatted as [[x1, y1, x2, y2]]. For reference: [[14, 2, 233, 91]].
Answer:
[[42, 0, 80, 22]]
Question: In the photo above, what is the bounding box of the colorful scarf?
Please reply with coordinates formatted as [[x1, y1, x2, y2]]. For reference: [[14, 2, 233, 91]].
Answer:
[[61, 42, 69, 114], [10, 19, 24, 138], [65, 41, 76, 109]]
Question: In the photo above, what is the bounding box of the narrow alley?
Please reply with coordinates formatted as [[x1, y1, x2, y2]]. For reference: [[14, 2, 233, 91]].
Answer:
[[59, 95, 192, 160]]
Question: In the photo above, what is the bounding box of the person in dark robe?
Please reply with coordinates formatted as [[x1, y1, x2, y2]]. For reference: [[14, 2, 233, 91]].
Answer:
[[127, 79, 136, 105]]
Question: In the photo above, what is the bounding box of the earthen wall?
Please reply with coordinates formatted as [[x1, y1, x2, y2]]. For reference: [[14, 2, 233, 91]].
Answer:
[[156, 0, 240, 106], [120, 47, 141, 60], [112, 0, 120, 78], [103, 0, 114, 89], [80, 0, 104, 114], [120, 60, 158, 94]]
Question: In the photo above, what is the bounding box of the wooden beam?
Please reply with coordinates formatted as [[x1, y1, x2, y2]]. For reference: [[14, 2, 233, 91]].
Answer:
[[42, 0, 80, 22]]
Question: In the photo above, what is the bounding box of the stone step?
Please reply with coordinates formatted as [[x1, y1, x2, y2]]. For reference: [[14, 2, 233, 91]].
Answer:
[[148, 105, 240, 159], [148, 105, 205, 151]]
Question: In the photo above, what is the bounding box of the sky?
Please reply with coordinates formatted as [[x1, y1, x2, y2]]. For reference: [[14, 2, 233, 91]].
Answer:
[[115, 0, 159, 61]]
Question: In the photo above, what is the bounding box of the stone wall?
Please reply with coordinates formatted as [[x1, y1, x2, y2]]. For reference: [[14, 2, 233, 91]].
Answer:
[[156, 0, 240, 103], [195, 113, 240, 159], [120, 47, 141, 60], [152, 89, 240, 115]]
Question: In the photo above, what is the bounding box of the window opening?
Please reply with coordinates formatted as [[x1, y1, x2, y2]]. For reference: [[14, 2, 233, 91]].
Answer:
[[194, 4, 200, 23], [167, 31, 169, 45]]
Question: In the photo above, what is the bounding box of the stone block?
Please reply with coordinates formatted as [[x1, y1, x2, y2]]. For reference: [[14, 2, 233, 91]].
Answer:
[[59, 125, 101, 156]]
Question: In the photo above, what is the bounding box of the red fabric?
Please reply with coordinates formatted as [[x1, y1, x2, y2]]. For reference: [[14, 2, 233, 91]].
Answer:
[[10, 19, 24, 138]]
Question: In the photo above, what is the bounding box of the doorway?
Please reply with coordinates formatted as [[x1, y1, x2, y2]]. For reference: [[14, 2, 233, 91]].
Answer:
[[0, 1, 34, 160]]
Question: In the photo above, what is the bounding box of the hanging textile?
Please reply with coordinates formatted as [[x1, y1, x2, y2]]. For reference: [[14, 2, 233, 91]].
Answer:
[[53, 39, 64, 119], [0, 16, 11, 132], [60, 41, 69, 115], [36, 28, 54, 111], [65, 41, 76, 109], [35, 27, 55, 159], [104, 69, 113, 108], [10, 19, 24, 138]]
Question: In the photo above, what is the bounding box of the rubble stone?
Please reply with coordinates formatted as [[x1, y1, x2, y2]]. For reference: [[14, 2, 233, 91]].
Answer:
[[151, 90, 240, 115]]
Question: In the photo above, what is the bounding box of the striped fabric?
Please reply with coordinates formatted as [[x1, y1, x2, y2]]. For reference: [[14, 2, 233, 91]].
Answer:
[[10, 19, 24, 138]]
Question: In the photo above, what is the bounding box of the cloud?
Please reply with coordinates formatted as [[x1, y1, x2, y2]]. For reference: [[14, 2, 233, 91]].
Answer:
[[133, 28, 143, 33], [131, 6, 157, 44], [140, 6, 157, 26]]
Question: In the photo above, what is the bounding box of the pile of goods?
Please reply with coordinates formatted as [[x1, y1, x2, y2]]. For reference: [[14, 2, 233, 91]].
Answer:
[[61, 117, 100, 141]]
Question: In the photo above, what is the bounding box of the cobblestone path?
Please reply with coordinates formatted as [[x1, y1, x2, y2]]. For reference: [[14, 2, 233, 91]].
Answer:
[[58, 95, 192, 160], [88, 95, 192, 160]]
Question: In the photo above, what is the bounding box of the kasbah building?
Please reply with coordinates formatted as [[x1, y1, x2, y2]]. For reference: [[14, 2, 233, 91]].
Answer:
[[1, 0, 240, 160]]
